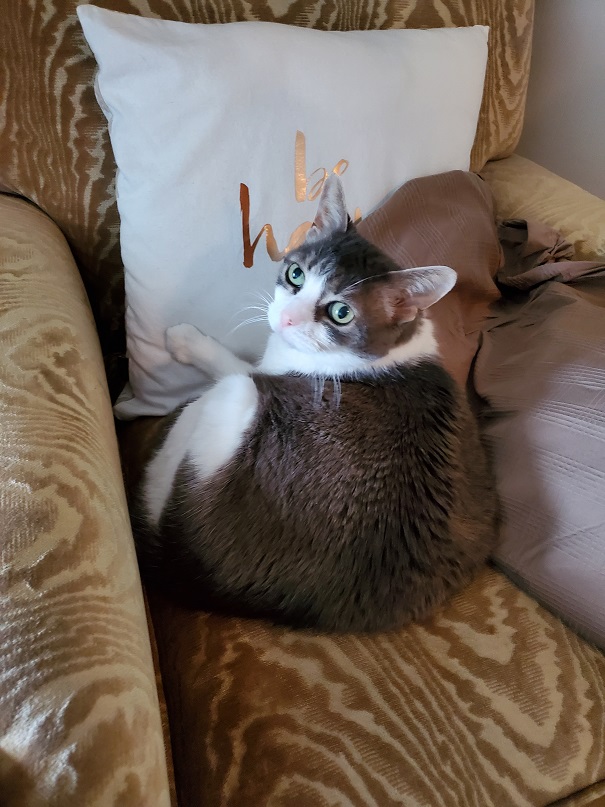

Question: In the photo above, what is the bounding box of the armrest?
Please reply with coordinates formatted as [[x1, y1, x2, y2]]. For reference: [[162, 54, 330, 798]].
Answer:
[[481, 154, 605, 261], [0, 195, 170, 807]]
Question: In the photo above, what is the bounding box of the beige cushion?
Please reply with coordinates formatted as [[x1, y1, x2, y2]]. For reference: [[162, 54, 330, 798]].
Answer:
[[148, 568, 605, 806], [481, 154, 605, 261]]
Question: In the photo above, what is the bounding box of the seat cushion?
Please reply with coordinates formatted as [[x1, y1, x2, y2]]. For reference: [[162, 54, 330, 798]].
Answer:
[[148, 568, 605, 807]]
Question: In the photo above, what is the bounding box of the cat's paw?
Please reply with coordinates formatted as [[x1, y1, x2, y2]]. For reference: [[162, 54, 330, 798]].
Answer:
[[165, 323, 205, 366]]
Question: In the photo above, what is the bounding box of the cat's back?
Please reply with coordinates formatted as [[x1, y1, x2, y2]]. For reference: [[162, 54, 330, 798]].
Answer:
[[154, 359, 496, 630], [250, 360, 460, 483], [199, 360, 466, 563]]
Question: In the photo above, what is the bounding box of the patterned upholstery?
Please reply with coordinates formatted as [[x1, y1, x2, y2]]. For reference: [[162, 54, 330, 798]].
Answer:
[[0, 195, 171, 807], [0, 0, 534, 397], [149, 569, 605, 807], [558, 784, 605, 807]]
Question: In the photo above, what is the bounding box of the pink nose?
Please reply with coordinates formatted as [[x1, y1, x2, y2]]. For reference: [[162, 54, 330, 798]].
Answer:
[[280, 311, 295, 329]]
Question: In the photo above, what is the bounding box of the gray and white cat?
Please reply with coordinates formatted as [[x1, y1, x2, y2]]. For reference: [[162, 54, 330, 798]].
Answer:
[[134, 175, 498, 632]]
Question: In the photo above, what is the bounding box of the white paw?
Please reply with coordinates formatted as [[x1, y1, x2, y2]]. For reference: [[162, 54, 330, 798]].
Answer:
[[165, 323, 205, 366]]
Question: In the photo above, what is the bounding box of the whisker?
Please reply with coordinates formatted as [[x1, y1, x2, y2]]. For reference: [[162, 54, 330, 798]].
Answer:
[[227, 303, 269, 326], [248, 290, 274, 306], [340, 271, 397, 295], [232, 314, 268, 327], [240, 304, 268, 312], [226, 315, 268, 336], [332, 375, 342, 408], [312, 375, 325, 407]]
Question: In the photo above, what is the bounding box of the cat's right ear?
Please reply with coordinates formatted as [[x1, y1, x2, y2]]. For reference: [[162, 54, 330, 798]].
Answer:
[[382, 266, 457, 324], [305, 174, 349, 243]]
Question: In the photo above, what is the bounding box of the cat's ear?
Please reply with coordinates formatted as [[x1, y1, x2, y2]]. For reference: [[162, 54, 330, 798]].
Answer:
[[305, 174, 349, 243], [382, 266, 457, 324]]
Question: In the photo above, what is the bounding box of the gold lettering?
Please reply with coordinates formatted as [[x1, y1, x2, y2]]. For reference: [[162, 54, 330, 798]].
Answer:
[[333, 159, 349, 176], [241, 183, 313, 267], [242, 132, 360, 267], [294, 130, 307, 203], [294, 131, 351, 203], [307, 167, 328, 201], [240, 183, 267, 269]]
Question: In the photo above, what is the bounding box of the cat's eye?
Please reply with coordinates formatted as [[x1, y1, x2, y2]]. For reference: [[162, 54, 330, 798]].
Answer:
[[327, 301, 354, 325], [286, 263, 305, 288]]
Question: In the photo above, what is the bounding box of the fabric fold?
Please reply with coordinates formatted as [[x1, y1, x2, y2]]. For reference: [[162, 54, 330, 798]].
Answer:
[[497, 218, 605, 289]]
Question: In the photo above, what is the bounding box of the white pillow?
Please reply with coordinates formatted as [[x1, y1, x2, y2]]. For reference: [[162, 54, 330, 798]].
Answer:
[[77, 5, 488, 418]]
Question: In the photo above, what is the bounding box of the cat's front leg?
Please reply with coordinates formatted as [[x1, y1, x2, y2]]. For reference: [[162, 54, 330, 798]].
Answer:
[[166, 323, 253, 380]]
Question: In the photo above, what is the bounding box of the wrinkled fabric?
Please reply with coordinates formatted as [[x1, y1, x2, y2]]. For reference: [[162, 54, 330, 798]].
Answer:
[[476, 272, 605, 649], [450, 183, 605, 650], [497, 218, 605, 289]]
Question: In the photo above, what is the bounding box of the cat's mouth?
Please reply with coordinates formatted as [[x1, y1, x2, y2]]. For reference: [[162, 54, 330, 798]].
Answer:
[[277, 325, 327, 354]]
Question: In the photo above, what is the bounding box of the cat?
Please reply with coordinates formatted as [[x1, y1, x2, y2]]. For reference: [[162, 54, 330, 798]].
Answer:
[[133, 175, 498, 633]]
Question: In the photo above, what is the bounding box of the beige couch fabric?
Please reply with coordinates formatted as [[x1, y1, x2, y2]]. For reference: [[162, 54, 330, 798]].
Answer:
[[555, 783, 605, 807], [0, 0, 534, 397], [0, 195, 171, 807], [149, 568, 605, 807]]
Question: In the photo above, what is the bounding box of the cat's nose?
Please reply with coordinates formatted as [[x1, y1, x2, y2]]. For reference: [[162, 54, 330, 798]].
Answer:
[[280, 311, 295, 329]]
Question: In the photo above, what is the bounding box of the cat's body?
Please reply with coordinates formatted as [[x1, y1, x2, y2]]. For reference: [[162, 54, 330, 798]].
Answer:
[[133, 176, 498, 632]]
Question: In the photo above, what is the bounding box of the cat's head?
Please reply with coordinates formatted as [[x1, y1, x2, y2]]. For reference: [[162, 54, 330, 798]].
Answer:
[[267, 175, 456, 364]]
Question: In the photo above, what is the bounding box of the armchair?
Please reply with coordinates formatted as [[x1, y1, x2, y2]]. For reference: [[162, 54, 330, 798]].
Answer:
[[1, 2, 604, 805]]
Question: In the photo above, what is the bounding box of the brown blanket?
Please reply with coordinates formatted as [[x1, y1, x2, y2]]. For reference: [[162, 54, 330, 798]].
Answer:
[[497, 218, 605, 289]]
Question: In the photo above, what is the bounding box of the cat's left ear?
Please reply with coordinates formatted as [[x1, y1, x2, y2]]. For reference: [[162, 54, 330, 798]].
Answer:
[[382, 266, 457, 324], [306, 174, 349, 243]]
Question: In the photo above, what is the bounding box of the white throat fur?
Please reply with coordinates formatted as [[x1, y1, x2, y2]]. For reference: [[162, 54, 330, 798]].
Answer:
[[258, 317, 438, 377]]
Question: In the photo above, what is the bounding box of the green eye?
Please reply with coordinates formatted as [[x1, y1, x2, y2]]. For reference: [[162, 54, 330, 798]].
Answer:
[[286, 263, 305, 288], [327, 301, 354, 325]]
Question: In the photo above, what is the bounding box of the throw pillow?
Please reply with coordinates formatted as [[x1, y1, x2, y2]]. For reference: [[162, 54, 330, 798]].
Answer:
[[78, 5, 488, 417]]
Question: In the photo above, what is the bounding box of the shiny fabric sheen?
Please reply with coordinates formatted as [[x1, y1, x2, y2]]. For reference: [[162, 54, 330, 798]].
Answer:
[[148, 570, 605, 807], [0, 195, 171, 807]]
